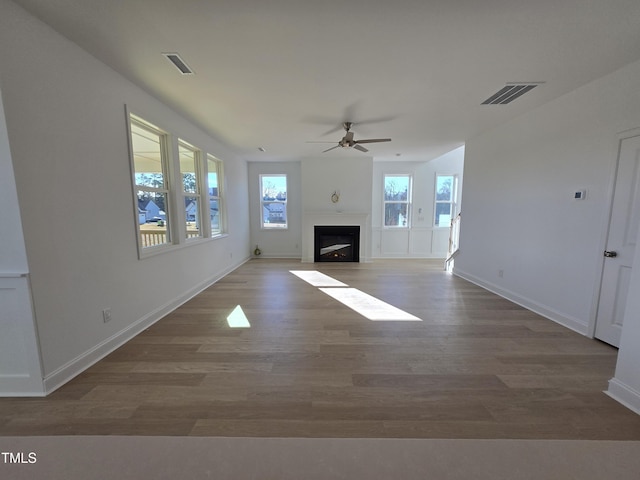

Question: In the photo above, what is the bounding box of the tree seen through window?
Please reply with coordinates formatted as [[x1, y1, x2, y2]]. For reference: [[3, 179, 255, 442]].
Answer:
[[384, 175, 411, 227]]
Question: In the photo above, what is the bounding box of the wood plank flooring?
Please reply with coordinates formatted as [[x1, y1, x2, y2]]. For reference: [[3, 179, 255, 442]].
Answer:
[[1, 259, 639, 438]]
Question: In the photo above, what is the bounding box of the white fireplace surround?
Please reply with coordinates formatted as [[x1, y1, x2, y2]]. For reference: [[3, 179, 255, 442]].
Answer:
[[302, 211, 371, 263]]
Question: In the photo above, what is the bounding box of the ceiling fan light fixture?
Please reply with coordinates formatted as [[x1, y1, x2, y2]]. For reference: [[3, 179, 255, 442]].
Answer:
[[311, 120, 391, 154]]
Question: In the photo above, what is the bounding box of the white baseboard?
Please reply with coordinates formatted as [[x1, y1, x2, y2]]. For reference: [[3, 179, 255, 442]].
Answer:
[[42, 257, 250, 395], [452, 268, 589, 336], [373, 255, 446, 259], [606, 378, 640, 415]]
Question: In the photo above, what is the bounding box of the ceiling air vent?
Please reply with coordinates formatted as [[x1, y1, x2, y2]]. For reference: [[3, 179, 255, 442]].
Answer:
[[162, 53, 194, 75], [481, 83, 542, 105]]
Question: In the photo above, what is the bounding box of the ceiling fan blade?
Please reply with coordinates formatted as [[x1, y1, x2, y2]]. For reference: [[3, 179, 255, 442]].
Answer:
[[353, 115, 396, 127], [306, 141, 338, 143], [353, 144, 369, 153], [320, 125, 345, 137], [322, 145, 340, 153], [354, 138, 391, 144]]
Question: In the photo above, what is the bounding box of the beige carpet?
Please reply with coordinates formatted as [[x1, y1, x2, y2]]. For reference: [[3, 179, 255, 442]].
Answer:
[[2, 437, 640, 479]]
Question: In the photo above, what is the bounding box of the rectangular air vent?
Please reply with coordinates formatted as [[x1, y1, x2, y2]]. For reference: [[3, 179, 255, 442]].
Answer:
[[162, 53, 194, 75], [482, 83, 542, 105]]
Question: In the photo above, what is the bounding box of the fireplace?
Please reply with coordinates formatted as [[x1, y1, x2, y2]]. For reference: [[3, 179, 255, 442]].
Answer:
[[314, 225, 360, 262]]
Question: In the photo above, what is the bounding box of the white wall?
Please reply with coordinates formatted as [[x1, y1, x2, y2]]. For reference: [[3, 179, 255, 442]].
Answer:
[[0, 0, 250, 394], [301, 156, 374, 213], [372, 147, 464, 258], [248, 161, 302, 258], [455, 58, 640, 335], [455, 58, 640, 411]]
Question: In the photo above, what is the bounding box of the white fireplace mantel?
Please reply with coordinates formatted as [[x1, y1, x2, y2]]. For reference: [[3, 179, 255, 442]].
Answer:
[[302, 211, 371, 263]]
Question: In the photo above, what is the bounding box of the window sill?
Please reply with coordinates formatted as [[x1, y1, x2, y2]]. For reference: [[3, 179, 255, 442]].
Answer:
[[138, 233, 229, 259], [210, 233, 229, 240]]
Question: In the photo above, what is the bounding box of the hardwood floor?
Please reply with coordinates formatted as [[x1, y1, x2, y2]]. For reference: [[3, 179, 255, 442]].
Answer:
[[1, 259, 639, 438]]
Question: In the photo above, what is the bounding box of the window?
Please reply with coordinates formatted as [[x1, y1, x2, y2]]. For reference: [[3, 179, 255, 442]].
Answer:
[[434, 174, 457, 227], [384, 175, 411, 227], [128, 111, 227, 257], [207, 154, 224, 235], [130, 115, 172, 249], [179, 141, 202, 240], [260, 174, 287, 229]]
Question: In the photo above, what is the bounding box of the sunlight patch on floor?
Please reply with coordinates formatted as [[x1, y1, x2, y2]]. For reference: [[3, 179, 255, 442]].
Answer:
[[227, 305, 251, 328], [290, 270, 421, 321], [319, 287, 422, 321], [290, 270, 349, 287]]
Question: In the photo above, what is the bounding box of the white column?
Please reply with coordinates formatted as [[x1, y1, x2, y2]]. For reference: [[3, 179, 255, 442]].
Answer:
[[607, 221, 640, 414], [0, 88, 45, 396]]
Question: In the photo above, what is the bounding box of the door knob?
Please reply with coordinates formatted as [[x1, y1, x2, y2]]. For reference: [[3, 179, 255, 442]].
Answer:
[[604, 250, 618, 258]]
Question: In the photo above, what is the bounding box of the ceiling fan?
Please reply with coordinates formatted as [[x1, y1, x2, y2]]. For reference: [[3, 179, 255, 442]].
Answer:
[[308, 122, 391, 153]]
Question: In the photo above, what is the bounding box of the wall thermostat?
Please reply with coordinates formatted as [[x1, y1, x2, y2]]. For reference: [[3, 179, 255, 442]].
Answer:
[[574, 190, 586, 200]]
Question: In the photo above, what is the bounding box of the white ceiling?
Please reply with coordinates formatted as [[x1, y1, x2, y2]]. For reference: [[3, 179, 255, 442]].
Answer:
[[12, 0, 640, 162]]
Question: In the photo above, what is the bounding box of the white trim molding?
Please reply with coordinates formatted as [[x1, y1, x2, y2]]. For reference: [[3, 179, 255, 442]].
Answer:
[[453, 268, 589, 336], [0, 275, 45, 397], [606, 378, 640, 415]]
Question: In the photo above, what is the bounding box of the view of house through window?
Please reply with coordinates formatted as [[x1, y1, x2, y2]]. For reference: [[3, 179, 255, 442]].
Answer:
[[435, 174, 457, 227], [260, 174, 287, 229], [384, 175, 411, 227], [179, 141, 202, 240], [130, 116, 171, 248], [128, 112, 226, 256], [207, 155, 223, 235]]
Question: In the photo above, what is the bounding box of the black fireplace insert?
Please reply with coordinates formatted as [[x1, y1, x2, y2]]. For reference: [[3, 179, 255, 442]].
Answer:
[[314, 225, 360, 262]]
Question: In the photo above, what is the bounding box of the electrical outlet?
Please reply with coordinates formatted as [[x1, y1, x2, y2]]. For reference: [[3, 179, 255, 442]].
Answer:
[[102, 308, 112, 323], [498, 270, 504, 278]]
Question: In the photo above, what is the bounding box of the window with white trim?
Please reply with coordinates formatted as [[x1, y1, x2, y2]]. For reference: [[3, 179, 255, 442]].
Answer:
[[384, 174, 412, 227], [130, 115, 172, 249], [179, 140, 203, 240], [207, 154, 224, 236], [260, 174, 287, 229], [128, 112, 228, 257], [434, 174, 457, 227]]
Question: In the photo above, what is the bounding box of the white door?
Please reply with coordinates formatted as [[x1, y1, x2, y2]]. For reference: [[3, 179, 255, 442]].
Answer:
[[595, 134, 640, 347]]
